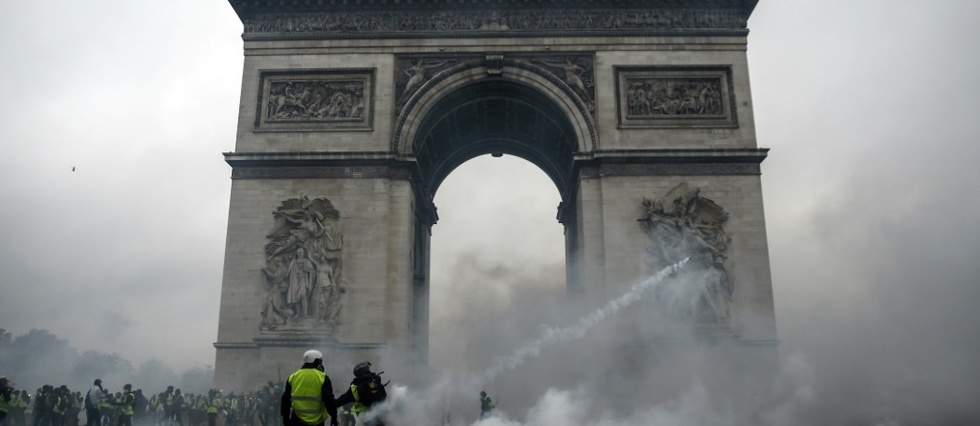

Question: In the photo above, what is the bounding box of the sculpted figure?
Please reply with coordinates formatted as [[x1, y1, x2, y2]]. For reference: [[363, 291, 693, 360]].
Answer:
[[401, 58, 450, 99], [286, 247, 317, 318], [535, 57, 593, 110], [261, 258, 292, 328], [260, 196, 349, 333], [639, 183, 733, 324]]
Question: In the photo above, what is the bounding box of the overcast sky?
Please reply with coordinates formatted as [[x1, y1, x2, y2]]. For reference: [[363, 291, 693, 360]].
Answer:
[[2, 0, 979, 420]]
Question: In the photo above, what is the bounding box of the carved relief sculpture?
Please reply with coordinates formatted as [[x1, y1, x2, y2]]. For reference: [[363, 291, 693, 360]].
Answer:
[[531, 56, 596, 112], [616, 66, 736, 128], [638, 183, 733, 324], [393, 53, 596, 116], [260, 196, 347, 334], [256, 69, 375, 131], [394, 57, 457, 113], [626, 78, 723, 117], [267, 81, 364, 121]]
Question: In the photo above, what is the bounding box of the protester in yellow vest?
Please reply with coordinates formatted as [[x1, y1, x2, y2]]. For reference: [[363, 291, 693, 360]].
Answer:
[[206, 389, 223, 426], [50, 386, 70, 426], [11, 389, 30, 426], [334, 362, 387, 426], [280, 350, 338, 426], [112, 385, 135, 426]]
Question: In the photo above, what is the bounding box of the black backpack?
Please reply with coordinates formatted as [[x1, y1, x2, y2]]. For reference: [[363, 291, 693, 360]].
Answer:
[[352, 363, 386, 408]]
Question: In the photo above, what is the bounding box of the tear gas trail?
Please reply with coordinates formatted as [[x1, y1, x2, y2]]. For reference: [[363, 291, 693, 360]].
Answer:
[[368, 259, 691, 425], [471, 257, 690, 384]]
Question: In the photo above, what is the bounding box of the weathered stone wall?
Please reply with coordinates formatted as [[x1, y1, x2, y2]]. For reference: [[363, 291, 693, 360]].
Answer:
[[216, 13, 776, 389], [214, 176, 417, 388]]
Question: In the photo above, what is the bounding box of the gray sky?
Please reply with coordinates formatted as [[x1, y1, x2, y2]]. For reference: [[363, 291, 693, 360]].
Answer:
[[1, 0, 979, 420]]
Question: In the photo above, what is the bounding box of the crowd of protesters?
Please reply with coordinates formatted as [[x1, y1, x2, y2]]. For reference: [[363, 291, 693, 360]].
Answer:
[[0, 376, 288, 426]]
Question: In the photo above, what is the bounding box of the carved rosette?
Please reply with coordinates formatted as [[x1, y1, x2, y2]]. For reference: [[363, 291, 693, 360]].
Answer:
[[638, 183, 733, 325], [259, 196, 348, 335]]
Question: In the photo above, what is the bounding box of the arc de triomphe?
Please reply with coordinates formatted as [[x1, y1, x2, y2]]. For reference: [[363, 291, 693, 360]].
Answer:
[[214, 0, 776, 390]]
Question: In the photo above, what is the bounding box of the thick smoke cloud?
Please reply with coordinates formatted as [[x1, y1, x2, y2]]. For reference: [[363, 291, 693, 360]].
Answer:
[[0, 0, 978, 424]]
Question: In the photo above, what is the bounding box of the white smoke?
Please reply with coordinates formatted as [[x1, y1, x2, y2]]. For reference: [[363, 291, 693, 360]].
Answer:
[[471, 258, 690, 384], [362, 259, 723, 426]]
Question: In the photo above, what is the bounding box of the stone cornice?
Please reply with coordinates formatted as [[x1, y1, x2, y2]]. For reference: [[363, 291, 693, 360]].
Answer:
[[229, 0, 758, 15], [229, 0, 758, 40], [225, 151, 410, 179], [577, 148, 769, 164], [575, 148, 769, 178]]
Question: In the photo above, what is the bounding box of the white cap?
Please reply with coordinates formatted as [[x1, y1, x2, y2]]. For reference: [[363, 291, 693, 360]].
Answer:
[[303, 350, 324, 364]]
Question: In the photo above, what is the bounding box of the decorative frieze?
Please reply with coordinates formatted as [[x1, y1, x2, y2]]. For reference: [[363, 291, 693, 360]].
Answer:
[[255, 69, 375, 132], [241, 8, 749, 39], [616, 66, 737, 129]]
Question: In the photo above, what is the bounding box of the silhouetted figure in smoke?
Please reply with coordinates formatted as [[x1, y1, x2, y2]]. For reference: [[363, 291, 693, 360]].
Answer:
[[160, 387, 174, 426], [33, 385, 54, 426], [335, 362, 387, 426], [10, 389, 30, 426], [170, 390, 184, 426], [132, 390, 147, 426], [85, 380, 107, 426], [478, 391, 495, 420], [0, 377, 13, 424], [48, 386, 69, 426]]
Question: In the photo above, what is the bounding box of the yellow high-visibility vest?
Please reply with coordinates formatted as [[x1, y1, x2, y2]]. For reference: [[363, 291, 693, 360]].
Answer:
[[287, 369, 328, 425], [207, 397, 222, 414], [119, 393, 135, 416]]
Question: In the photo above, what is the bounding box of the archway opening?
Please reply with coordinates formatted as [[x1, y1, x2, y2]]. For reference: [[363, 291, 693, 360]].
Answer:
[[410, 78, 579, 198], [408, 78, 582, 374], [428, 155, 566, 374]]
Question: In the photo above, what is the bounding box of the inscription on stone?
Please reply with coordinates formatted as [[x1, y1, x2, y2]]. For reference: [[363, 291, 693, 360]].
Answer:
[[260, 196, 348, 335], [638, 183, 733, 325], [256, 70, 375, 131]]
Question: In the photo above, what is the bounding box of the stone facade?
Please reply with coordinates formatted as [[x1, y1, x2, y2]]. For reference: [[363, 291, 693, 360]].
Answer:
[[215, 0, 774, 390]]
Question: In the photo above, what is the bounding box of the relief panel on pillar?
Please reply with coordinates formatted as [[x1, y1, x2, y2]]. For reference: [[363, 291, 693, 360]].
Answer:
[[255, 69, 376, 132], [259, 196, 348, 336], [638, 183, 734, 327], [616, 66, 737, 129]]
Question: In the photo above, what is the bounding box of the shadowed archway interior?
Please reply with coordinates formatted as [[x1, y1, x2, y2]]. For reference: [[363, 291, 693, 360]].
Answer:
[[412, 79, 579, 199]]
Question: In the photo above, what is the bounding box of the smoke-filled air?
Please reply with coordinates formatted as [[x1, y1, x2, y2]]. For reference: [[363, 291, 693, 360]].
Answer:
[[1, 0, 980, 426]]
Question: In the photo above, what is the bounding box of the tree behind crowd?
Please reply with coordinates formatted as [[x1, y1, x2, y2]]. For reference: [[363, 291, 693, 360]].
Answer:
[[0, 328, 209, 393]]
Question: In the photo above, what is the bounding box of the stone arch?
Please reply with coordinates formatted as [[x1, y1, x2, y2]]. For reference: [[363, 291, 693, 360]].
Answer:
[[394, 59, 596, 198]]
